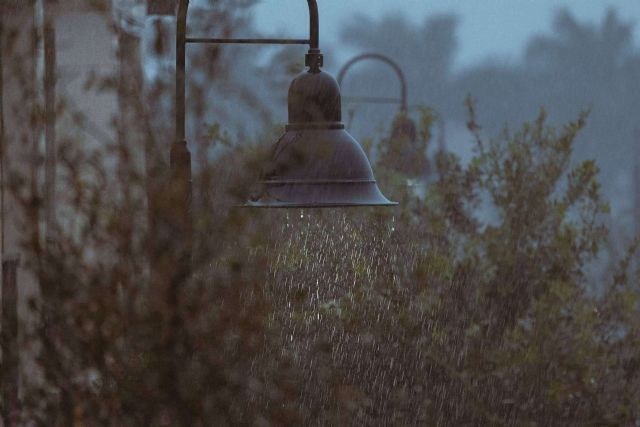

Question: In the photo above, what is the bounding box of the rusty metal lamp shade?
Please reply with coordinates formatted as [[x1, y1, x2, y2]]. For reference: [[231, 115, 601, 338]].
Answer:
[[246, 64, 396, 208]]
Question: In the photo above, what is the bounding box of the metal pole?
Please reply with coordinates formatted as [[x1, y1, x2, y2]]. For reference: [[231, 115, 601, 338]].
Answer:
[[186, 37, 309, 45], [43, 19, 56, 243], [164, 3, 192, 422], [176, 0, 187, 145], [32, 0, 44, 252], [0, 9, 6, 259], [635, 128, 640, 236], [307, 0, 319, 49], [173, 0, 192, 277], [1, 258, 20, 424]]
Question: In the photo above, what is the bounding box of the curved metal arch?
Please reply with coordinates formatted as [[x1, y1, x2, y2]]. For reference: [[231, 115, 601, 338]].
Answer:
[[307, 0, 319, 50], [176, 0, 320, 141], [178, 1, 318, 47], [337, 53, 408, 112]]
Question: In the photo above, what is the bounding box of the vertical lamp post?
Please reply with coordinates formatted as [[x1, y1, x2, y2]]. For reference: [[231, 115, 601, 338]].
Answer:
[[634, 128, 640, 236], [172, 0, 396, 270]]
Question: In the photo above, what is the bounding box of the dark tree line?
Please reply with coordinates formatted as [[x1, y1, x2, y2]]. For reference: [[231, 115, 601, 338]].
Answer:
[[335, 8, 640, 229]]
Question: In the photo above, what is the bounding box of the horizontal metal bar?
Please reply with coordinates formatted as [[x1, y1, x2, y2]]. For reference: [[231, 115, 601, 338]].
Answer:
[[342, 96, 403, 104], [259, 179, 377, 184], [344, 100, 429, 112], [186, 37, 310, 45]]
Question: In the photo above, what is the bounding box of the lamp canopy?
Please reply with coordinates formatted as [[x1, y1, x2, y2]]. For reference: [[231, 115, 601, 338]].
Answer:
[[246, 58, 396, 208], [390, 112, 418, 143]]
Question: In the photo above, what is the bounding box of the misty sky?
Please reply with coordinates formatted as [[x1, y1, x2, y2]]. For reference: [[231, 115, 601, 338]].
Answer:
[[252, 0, 640, 70]]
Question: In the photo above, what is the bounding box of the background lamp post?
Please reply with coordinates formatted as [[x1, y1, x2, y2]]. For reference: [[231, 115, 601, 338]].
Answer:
[[338, 53, 417, 142], [337, 52, 448, 179]]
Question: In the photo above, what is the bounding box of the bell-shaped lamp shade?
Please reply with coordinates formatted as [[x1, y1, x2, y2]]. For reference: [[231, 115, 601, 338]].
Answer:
[[246, 65, 396, 208], [390, 111, 418, 142]]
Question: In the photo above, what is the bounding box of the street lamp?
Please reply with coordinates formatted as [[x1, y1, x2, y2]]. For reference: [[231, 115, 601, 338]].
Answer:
[[151, 0, 397, 319], [173, 0, 396, 215], [166, 0, 396, 284]]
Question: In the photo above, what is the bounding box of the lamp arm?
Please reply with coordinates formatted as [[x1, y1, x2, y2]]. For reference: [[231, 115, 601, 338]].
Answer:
[[337, 53, 408, 112], [307, 0, 319, 49], [178, 1, 319, 48], [176, 0, 188, 142], [176, 0, 321, 140]]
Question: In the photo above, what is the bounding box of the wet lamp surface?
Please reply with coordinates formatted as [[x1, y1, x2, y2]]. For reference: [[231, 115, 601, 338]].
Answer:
[[247, 58, 396, 208]]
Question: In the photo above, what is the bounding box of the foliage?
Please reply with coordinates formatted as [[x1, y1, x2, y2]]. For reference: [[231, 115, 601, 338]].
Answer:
[[257, 99, 638, 425]]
